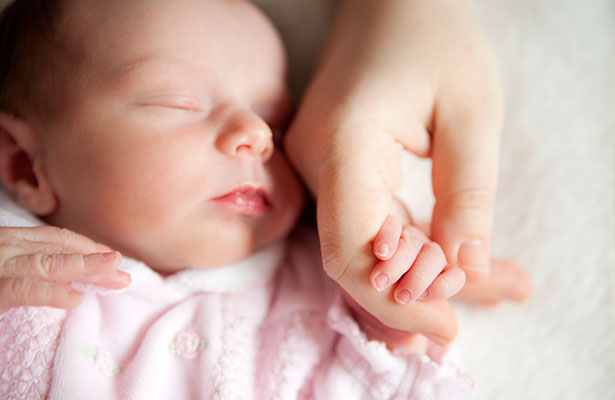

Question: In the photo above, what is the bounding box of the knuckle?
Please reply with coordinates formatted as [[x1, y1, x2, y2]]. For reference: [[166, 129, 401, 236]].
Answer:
[[1, 255, 18, 276], [401, 230, 424, 250], [443, 187, 495, 213], [422, 242, 446, 263], [0, 228, 10, 244], [36, 254, 58, 277], [320, 240, 346, 280], [6, 278, 33, 300], [441, 277, 461, 297], [0, 229, 24, 255], [5, 278, 54, 305], [52, 227, 74, 248]]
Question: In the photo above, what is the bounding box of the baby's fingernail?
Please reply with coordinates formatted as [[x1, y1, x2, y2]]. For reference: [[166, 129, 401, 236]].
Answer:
[[396, 289, 412, 304], [458, 240, 489, 274], [372, 273, 389, 291], [375, 242, 390, 258], [419, 289, 430, 300]]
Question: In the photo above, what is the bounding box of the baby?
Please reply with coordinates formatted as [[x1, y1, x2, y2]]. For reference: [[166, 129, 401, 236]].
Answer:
[[0, 0, 490, 398]]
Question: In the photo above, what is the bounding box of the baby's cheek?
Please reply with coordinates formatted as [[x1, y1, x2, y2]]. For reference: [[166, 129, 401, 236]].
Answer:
[[261, 154, 305, 242]]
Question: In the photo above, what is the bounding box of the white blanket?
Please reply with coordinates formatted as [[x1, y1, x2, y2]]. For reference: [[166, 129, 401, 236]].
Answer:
[[412, 2, 614, 399], [256, 0, 615, 398]]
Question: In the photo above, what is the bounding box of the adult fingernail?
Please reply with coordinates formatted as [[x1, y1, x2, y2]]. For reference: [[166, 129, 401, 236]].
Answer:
[[396, 289, 412, 304], [60, 289, 83, 308], [426, 333, 450, 347], [376, 242, 390, 258], [373, 273, 389, 291], [113, 271, 131, 285], [458, 240, 489, 274]]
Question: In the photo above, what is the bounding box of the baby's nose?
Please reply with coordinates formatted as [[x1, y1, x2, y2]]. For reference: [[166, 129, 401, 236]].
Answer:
[[215, 108, 274, 162]]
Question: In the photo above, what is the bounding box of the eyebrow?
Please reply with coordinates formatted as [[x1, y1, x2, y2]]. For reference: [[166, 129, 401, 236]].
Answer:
[[110, 54, 161, 76]]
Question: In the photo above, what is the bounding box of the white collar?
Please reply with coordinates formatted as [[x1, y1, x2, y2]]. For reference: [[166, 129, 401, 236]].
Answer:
[[0, 189, 285, 295]]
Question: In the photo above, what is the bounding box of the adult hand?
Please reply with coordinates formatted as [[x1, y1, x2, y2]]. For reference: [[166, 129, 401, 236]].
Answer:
[[285, 0, 502, 342], [0, 226, 130, 312]]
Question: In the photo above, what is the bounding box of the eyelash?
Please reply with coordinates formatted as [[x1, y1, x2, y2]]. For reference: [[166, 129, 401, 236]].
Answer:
[[136, 95, 205, 113]]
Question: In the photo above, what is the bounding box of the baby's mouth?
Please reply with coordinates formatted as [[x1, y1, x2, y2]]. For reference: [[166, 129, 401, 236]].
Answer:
[[211, 185, 271, 216]]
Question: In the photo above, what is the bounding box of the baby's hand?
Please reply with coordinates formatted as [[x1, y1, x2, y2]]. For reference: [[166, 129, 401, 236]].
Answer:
[[0, 226, 130, 312], [370, 215, 465, 304]]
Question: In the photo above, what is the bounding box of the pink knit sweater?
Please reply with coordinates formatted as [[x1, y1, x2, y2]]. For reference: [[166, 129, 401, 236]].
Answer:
[[0, 195, 476, 399]]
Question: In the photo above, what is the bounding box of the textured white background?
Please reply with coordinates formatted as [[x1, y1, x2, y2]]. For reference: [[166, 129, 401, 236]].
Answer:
[[257, 0, 615, 398], [1, 0, 613, 398]]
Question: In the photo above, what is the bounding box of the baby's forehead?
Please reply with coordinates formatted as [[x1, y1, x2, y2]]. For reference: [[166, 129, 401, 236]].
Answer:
[[57, 1, 203, 81], [61, 0, 285, 88], [63, 0, 265, 64]]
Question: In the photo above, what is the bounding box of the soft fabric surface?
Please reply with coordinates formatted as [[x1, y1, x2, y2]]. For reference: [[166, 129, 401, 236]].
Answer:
[[403, 2, 614, 399], [1, 0, 613, 398], [257, 0, 615, 398], [0, 192, 476, 400]]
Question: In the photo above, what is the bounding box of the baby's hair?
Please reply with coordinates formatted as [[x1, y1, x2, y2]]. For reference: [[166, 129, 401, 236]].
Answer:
[[0, 0, 80, 122]]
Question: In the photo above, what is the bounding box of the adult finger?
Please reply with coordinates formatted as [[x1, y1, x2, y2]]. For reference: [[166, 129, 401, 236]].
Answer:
[[455, 259, 532, 303], [0, 278, 82, 312], [1, 226, 112, 254], [342, 283, 458, 347], [316, 132, 400, 281], [430, 95, 503, 282], [76, 272, 131, 290], [2, 251, 123, 282], [310, 131, 458, 343]]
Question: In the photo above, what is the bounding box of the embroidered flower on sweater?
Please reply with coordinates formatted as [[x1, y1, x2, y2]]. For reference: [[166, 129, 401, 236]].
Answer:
[[81, 347, 123, 376], [168, 331, 208, 359]]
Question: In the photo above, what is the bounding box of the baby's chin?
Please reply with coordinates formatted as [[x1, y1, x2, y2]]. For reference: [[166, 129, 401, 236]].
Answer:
[[148, 248, 265, 275], [146, 230, 286, 274]]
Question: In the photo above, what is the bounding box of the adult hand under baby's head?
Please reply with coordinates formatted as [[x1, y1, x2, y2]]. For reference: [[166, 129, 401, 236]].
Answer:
[[0, 0, 304, 273]]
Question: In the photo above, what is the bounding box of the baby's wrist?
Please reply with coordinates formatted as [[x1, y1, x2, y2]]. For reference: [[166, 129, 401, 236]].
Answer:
[[341, 292, 428, 354]]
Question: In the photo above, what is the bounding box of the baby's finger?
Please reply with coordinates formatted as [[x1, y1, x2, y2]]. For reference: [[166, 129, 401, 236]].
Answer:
[[393, 242, 447, 305], [370, 226, 427, 291], [2, 251, 122, 282], [0, 278, 82, 311], [418, 266, 466, 300], [373, 214, 403, 260]]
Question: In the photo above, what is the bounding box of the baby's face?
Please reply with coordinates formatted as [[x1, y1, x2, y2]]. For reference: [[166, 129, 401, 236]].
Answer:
[[40, 0, 304, 271]]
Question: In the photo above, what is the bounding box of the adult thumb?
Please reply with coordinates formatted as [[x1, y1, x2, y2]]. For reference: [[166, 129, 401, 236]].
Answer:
[[430, 105, 501, 283]]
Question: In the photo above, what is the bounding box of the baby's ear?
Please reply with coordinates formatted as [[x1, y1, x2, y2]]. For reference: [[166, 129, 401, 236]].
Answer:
[[0, 111, 58, 215]]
